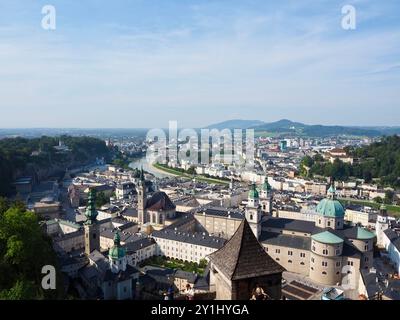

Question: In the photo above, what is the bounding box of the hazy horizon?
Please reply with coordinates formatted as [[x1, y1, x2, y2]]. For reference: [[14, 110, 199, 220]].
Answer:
[[0, 1, 399, 128]]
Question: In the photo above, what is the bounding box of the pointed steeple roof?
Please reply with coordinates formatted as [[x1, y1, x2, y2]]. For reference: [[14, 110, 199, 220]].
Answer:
[[208, 219, 284, 280], [248, 182, 259, 200], [84, 188, 98, 225]]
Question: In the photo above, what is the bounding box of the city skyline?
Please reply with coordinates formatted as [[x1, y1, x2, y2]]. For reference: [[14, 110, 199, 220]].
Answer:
[[0, 0, 399, 128]]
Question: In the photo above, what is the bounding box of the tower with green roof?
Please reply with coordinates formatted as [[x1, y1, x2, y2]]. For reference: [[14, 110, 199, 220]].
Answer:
[[245, 182, 261, 239], [109, 231, 127, 273], [260, 177, 273, 215], [84, 188, 100, 255]]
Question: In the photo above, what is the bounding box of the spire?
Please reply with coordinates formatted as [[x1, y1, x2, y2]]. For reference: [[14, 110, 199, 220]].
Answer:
[[84, 188, 98, 225], [327, 179, 336, 199], [140, 166, 145, 181], [262, 177, 272, 192], [114, 230, 121, 246], [248, 182, 259, 200]]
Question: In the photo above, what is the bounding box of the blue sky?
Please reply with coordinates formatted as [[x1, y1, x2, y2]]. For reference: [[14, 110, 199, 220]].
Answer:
[[0, 0, 399, 128]]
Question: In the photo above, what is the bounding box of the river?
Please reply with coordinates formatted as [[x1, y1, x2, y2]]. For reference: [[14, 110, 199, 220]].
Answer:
[[129, 156, 172, 179]]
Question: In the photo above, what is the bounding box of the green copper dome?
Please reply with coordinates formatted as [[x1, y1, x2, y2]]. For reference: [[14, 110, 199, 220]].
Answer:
[[84, 188, 98, 225], [312, 231, 344, 244], [248, 183, 259, 199], [109, 231, 126, 261], [316, 184, 345, 218], [316, 198, 345, 218], [356, 227, 375, 240]]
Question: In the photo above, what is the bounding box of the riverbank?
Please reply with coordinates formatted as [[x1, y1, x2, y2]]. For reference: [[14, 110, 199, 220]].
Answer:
[[150, 163, 181, 177], [153, 163, 230, 185]]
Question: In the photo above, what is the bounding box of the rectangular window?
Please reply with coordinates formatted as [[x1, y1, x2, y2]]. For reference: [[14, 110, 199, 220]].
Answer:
[[288, 251, 293, 256], [276, 249, 280, 254], [300, 253, 306, 258], [322, 261, 328, 267]]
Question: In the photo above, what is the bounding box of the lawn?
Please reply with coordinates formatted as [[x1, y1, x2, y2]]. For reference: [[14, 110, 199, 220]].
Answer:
[[141, 256, 207, 276]]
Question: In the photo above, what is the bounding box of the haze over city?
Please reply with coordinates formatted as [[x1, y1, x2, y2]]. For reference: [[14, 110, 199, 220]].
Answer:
[[0, 0, 399, 128]]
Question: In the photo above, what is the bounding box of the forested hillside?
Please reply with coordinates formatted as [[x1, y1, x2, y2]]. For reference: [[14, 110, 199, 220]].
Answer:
[[300, 135, 400, 188], [0, 136, 112, 196]]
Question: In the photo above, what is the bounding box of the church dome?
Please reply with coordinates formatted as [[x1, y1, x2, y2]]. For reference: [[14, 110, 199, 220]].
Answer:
[[316, 185, 345, 218], [316, 199, 345, 218], [109, 232, 126, 261]]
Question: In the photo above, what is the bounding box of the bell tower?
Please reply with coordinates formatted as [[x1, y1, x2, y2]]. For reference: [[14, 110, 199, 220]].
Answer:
[[137, 167, 146, 225], [260, 177, 273, 216], [245, 183, 262, 239], [84, 188, 100, 255]]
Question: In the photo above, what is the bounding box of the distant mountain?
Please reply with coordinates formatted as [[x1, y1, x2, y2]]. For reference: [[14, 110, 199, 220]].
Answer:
[[205, 119, 265, 130], [253, 119, 306, 131], [205, 119, 399, 137]]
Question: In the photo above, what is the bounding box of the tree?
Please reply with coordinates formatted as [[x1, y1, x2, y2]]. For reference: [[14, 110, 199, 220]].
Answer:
[[186, 166, 196, 175], [95, 192, 109, 208], [0, 207, 64, 299], [384, 190, 395, 205], [199, 259, 208, 269], [374, 197, 383, 204]]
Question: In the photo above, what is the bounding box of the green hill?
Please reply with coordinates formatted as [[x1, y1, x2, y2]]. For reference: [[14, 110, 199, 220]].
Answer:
[[0, 136, 112, 196]]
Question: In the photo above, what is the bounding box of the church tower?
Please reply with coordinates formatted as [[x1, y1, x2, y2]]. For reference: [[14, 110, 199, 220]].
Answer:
[[376, 204, 389, 248], [260, 177, 273, 216], [245, 183, 262, 239], [84, 188, 100, 255], [109, 231, 128, 273], [137, 167, 146, 225]]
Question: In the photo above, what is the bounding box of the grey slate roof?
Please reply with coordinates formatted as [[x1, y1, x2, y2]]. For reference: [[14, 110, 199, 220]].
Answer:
[[260, 232, 311, 250], [262, 218, 316, 234], [208, 219, 285, 281], [146, 191, 176, 211], [152, 229, 225, 249], [384, 229, 400, 251], [174, 270, 198, 283], [199, 207, 244, 220], [125, 237, 156, 253], [121, 207, 138, 217]]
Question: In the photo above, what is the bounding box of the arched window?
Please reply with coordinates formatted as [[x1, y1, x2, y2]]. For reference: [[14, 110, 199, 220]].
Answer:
[[322, 271, 327, 275]]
